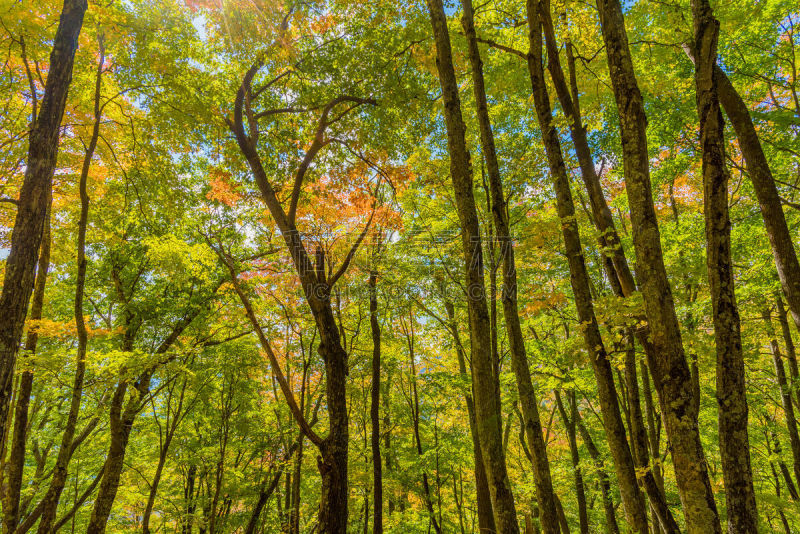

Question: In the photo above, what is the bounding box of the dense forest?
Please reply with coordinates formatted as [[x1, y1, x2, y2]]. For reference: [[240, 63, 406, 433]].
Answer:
[[0, 0, 799, 532]]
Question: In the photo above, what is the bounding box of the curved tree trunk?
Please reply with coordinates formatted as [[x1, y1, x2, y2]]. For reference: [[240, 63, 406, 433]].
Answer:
[[36, 40, 102, 532]]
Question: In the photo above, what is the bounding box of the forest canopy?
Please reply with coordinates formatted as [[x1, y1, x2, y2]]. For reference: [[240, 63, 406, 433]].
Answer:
[[0, 0, 799, 532]]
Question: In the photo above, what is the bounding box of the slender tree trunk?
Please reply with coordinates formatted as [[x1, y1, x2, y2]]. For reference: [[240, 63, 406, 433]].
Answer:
[[404, 313, 443, 534], [289, 437, 304, 534], [461, 2, 559, 531], [554, 494, 571, 534], [369, 267, 383, 534], [776, 295, 800, 411], [0, 0, 87, 448], [245, 470, 283, 534], [183, 464, 197, 534], [709, 60, 800, 333], [538, 11, 678, 529], [554, 392, 589, 534], [142, 439, 173, 534], [624, 336, 680, 533], [573, 402, 620, 534], [526, 3, 648, 532], [2, 201, 51, 533], [424, 1, 519, 531], [764, 307, 800, 487], [692, 2, 757, 531], [766, 420, 800, 500], [594, 0, 721, 530], [446, 302, 496, 534], [143, 380, 187, 534]]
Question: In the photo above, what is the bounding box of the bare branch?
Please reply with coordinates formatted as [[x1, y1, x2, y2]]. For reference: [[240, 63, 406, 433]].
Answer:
[[287, 95, 377, 225]]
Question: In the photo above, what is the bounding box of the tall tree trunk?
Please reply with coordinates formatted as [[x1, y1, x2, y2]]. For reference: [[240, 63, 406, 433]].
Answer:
[[369, 267, 383, 534], [594, 0, 721, 530], [624, 335, 680, 533], [461, 2, 559, 531], [424, 1, 519, 531], [230, 63, 356, 534], [289, 437, 304, 534], [691, 1, 757, 530], [445, 302, 496, 533], [143, 378, 188, 534], [525, 3, 648, 532], [2, 201, 51, 533], [0, 0, 87, 447]]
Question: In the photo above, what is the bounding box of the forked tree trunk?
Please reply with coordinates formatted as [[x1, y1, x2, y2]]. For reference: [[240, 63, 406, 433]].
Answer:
[[691, 0, 757, 530], [424, 1, 519, 531]]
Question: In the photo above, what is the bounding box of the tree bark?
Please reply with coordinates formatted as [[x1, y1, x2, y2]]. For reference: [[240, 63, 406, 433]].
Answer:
[[526, 3, 648, 532], [594, 0, 721, 530], [424, 1, 520, 531], [538, 10, 678, 529], [461, 2, 559, 531], [691, 1, 757, 530], [0, 0, 87, 448], [776, 295, 800, 411]]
